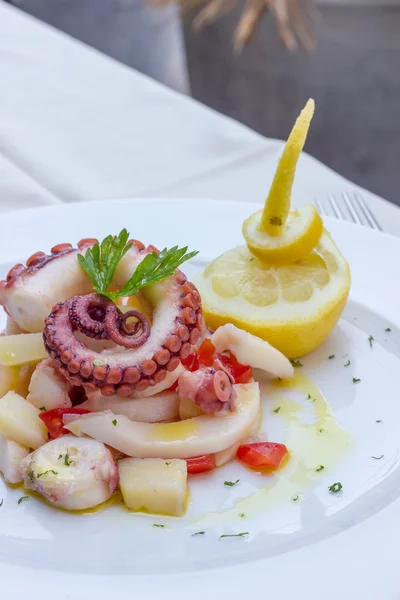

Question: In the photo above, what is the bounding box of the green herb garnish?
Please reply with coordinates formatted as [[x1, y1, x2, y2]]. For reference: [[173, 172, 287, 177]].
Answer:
[[152, 524, 165, 528], [273, 406, 281, 414], [372, 455, 384, 460], [224, 480, 240, 487], [315, 465, 325, 472], [27, 470, 34, 481], [328, 482, 343, 493], [64, 452, 73, 466], [353, 377, 361, 383], [0, 499, 3, 507], [385, 328, 391, 332], [292, 495, 299, 502], [368, 335, 374, 348], [78, 229, 198, 301], [165, 461, 171, 466], [290, 359, 303, 368], [376, 420, 382, 423], [307, 393, 316, 403], [112, 419, 117, 426], [57, 454, 63, 460], [192, 531, 205, 536], [37, 470, 58, 478], [39, 407, 46, 412], [344, 360, 351, 367], [239, 513, 246, 518], [219, 532, 249, 540], [17, 496, 29, 505], [328, 355, 335, 360]]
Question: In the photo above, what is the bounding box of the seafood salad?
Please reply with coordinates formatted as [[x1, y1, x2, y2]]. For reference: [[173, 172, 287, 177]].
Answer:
[[0, 100, 351, 517]]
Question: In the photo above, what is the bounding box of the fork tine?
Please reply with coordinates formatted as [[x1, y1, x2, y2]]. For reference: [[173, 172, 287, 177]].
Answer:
[[314, 198, 325, 215], [353, 192, 382, 231], [328, 194, 346, 219], [342, 192, 362, 225]]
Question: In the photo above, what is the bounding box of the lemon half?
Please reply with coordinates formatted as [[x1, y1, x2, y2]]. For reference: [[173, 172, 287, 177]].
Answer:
[[196, 231, 350, 358]]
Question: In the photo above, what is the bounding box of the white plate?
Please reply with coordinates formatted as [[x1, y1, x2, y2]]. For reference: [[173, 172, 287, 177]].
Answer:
[[1, 198, 400, 600]]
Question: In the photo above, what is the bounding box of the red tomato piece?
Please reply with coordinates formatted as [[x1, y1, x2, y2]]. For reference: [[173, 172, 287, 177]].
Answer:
[[39, 407, 90, 439], [197, 338, 216, 367], [218, 353, 253, 384], [236, 442, 289, 470], [186, 454, 216, 474]]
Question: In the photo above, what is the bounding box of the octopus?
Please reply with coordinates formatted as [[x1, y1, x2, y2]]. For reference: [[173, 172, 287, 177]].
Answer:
[[0, 238, 236, 412]]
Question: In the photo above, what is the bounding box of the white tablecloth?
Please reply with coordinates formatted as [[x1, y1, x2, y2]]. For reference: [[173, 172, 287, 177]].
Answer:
[[0, 2, 399, 236]]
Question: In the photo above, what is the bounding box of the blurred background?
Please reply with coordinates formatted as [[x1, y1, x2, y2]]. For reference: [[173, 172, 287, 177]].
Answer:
[[6, 0, 399, 204]]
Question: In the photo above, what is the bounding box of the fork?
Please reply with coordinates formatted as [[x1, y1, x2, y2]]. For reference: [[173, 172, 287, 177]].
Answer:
[[315, 191, 382, 231]]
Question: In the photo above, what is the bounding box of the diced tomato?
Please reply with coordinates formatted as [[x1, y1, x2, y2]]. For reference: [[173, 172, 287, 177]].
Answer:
[[218, 354, 253, 384], [39, 407, 90, 439], [181, 338, 253, 384], [236, 442, 289, 470], [186, 454, 216, 474]]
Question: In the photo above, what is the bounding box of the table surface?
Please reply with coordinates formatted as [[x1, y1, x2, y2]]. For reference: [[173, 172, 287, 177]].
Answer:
[[0, 2, 399, 236]]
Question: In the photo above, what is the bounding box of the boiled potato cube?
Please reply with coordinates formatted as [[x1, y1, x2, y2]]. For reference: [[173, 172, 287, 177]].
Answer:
[[0, 333, 47, 367], [0, 432, 29, 483], [118, 457, 187, 517], [0, 391, 48, 449], [179, 396, 203, 420], [0, 364, 36, 400]]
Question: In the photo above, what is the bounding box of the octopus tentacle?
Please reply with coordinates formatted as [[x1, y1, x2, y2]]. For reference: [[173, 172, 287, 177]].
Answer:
[[106, 309, 151, 348], [69, 294, 108, 339]]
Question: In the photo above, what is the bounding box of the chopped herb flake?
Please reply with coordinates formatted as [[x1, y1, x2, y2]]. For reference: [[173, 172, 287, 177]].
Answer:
[[165, 461, 171, 466], [0, 499, 3, 507], [372, 455, 384, 460], [219, 532, 249, 540], [152, 524, 165, 528], [239, 513, 246, 518], [353, 377, 361, 383], [27, 470, 34, 481], [318, 428, 324, 434], [17, 496, 29, 505], [292, 495, 299, 502], [58, 454, 63, 460], [37, 470, 58, 478], [290, 359, 303, 368], [64, 452, 73, 466], [328, 482, 343, 493], [385, 328, 391, 332], [328, 355, 335, 360], [192, 531, 205, 536], [315, 465, 325, 472], [39, 406, 46, 412], [224, 479, 240, 487], [273, 407, 281, 414], [344, 360, 351, 367], [368, 335, 374, 348], [112, 419, 117, 426]]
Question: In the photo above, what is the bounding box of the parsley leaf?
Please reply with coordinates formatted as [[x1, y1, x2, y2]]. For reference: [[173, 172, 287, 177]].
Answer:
[[192, 531, 205, 536], [344, 360, 351, 367], [0, 499, 3, 507], [64, 452, 73, 466], [79, 232, 198, 301], [315, 465, 325, 472], [112, 419, 117, 426], [224, 480, 240, 487], [219, 532, 249, 540], [165, 461, 171, 466], [292, 495, 299, 502], [57, 454, 63, 460], [372, 455, 384, 460], [376, 420, 383, 423], [328, 482, 343, 493], [39, 406, 46, 412], [290, 359, 303, 368], [328, 355, 335, 360], [239, 513, 246, 518], [353, 377, 361, 383], [152, 524, 165, 528], [27, 470, 34, 481], [368, 335, 374, 348], [273, 406, 281, 414], [385, 328, 391, 332], [37, 470, 58, 478], [17, 496, 29, 505]]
